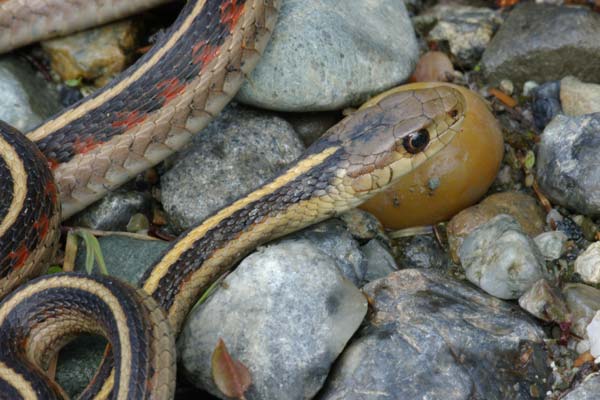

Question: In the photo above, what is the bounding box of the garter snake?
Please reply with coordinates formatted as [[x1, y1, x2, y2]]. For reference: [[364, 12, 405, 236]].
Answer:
[[0, 0, 467, 398]]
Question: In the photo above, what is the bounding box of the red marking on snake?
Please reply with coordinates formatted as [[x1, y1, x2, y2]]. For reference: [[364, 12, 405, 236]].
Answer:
[[157, 78, 187, 103], [9, 245, 28, 269], [220, 0, 245, 31], [44, 180, 58, 202], [47, 158, 60, 170], [192, 40, 220, 66], [73, 136, 100, 155], [34, 214, 50, 239], [112, 110, 147, 130]]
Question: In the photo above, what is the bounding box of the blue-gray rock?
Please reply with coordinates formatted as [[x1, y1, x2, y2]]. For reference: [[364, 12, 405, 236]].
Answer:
[[481, 3, 600, 86], [563, 373, 600, 400], [459, 214, 549, 299], [68, 190, 152, 231], [283, 111, 340, 146], [537, 113, 600, 217], [533, 231, 568, 261], [0, 56, 62, 132], [56, 336, 107, 398], [318, 269, 549, 400], [360, 239, 398, 283], [394, 233, 449, 270], [235, 0, 418, 111], [563, 283, 600, 339], [531, 81, 562, 130], [178, 240, 367, 400], [160, 104, 304, 232]]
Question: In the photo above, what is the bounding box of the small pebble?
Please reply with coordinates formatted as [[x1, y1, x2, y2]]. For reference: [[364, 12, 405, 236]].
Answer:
[[575, 242, 600, 284], [499, 79, 514, 96], [534, 231, 568, 261]]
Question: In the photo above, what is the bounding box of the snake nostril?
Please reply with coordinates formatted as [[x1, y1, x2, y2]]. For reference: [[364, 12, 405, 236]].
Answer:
[[403, 129, 430, 154], [448, 109, 459, 119]]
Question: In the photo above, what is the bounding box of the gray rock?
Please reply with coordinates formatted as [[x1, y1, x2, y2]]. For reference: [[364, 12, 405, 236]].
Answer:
[[283, 111, 340, 146], [359, 239, 398, 283], [74, 235, 170, 285], [537, 114, 600, 216], [178, 240, 367, 400], [481, 3, 600, 86], [459, 215, 549, 299], [68, 190, 152, 231], [531, 81, 562, 131], [561, 76, 600, 116], [0, 56, 62, 132], [413, 5, 502, 68], [563, 373, 600, 400], [575, 242, 600, 285], [283, 219, 366, 287], [563, 283, 600, 338], [395, 233, 449, 270], [518, 279, 569, 323], [161, 104, 304, 232], [235, 0, 418, 111], [56, 336, 107, 398], [533, 231, 568, 261], [318, 269, 549, 400]]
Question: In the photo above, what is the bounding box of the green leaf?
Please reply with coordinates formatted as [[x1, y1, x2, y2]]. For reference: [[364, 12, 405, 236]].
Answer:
[[524, 150, 535, 170], [64, 78, 82, 87], [74, 229, 109, 275]]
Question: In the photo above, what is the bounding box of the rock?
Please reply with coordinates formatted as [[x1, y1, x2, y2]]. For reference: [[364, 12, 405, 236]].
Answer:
[[413, 5, 502, 68], [359, 239, 398, 283], [531, 81, 562, 131], [41, 19, 141, 87], [481, 3, 600, 86], [56, 336, 107, 398], [318, 269, 549, 400], [283, 111, 340, 146], [563, 373, 600, 400], [338, 209, 389, 245], [0, 56, 62, 132], [561, 76, 600, 116], [68, 190, 152, 231], [518, 279, 569, 323], [160, 104, 304, 232], [447, 192, 546, 263], [74, 235, 170, 285], [178, 240, 367, 400], [587, 311, 600, 359], [459, 215, 549, 299], [563, 283, 600, 338], [537, 113, 600, 216], [235, 0, 418, 111], [575, 242, 600, 284], [393, 233, 449, 270], [410, 51, 455, 82], [533, 231, 568, 261]]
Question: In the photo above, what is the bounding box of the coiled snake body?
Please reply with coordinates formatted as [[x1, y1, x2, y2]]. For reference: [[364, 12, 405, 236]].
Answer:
[[0, 1, 466, 398]]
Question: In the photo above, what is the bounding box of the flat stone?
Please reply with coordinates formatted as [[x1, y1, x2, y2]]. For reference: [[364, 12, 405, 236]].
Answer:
[[518, 279, 568, 323], [560, 76, 600, 116], [563, 373, 600, 400], [575, 242, 600, 285], [318, 269, 549, 400], [235, 0, 418, 111], [537, 113, 600, 217], [563, 283, 600, 338], [533, 231, 568, 261], [459, 215, 549, 299], [482, 2, 600, 86], [178, 240, 367, 400]]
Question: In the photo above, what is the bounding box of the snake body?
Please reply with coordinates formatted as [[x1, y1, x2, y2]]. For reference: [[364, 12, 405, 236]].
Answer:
[[0, 0, 466, 398]]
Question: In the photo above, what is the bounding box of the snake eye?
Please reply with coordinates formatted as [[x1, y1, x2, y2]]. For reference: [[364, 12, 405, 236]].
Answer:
[[403, 129, 430, 154]]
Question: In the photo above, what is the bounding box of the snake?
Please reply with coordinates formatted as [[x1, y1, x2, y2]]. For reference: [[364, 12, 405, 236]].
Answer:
[[0, 0, 467, 398]]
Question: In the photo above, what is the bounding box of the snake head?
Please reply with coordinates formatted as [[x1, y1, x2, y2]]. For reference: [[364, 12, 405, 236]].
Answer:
[[331, 87, 466, 197]]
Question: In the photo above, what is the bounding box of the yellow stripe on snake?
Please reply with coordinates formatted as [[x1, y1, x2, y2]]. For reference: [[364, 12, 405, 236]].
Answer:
[[0, 0, 466, 398]]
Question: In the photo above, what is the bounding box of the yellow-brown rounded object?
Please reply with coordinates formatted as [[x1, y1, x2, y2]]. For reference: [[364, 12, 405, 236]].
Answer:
[[360, 82, 504, 229]]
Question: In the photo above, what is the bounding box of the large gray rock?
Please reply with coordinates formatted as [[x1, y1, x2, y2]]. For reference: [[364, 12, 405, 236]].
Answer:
[[235, 0, 418, 111], [178, 240, 367, 400], [481, 3, 600, 85], [0, 56, 62, 132], [563, 373, 600, 400], [459, 215, 549, 299], [537, 113, 600, 216], [318, 269, 550, 400], [563, 283, 600, 339], [160, 104, 304, 232]]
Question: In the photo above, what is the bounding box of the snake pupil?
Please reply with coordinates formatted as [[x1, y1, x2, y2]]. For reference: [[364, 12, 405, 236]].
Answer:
[[403, 129, 430, 154]]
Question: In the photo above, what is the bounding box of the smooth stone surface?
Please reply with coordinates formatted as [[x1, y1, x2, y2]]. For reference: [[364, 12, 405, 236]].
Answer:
[[394, 233, 449, 270], [530, 81, 562, 131], [563, 373, 600, 400], [459, 215, 549, 299], [413, 4, 501, 68], [235, 0, 418, 111], [56, 335, 107, 398], [283, 111, 340, 146], [0, 56, 62, 132], [534, 231, 568, 261], [447, 192, 546, 263], [481, 3, 600, 85], [178, 240, 367, 400], [161, 104, 304, 232], [561, 76, 600, 116], [518, 279, 568, 323], [563, 283, 600, 338], [587, 311, 600, 358], [318, 269, 549, 400], [68, 190, 152, 231], [74, 235, 170, 285], [575, 242, 600, 285], [537, 114, 600, 217], [359, 239, 398, 283]]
